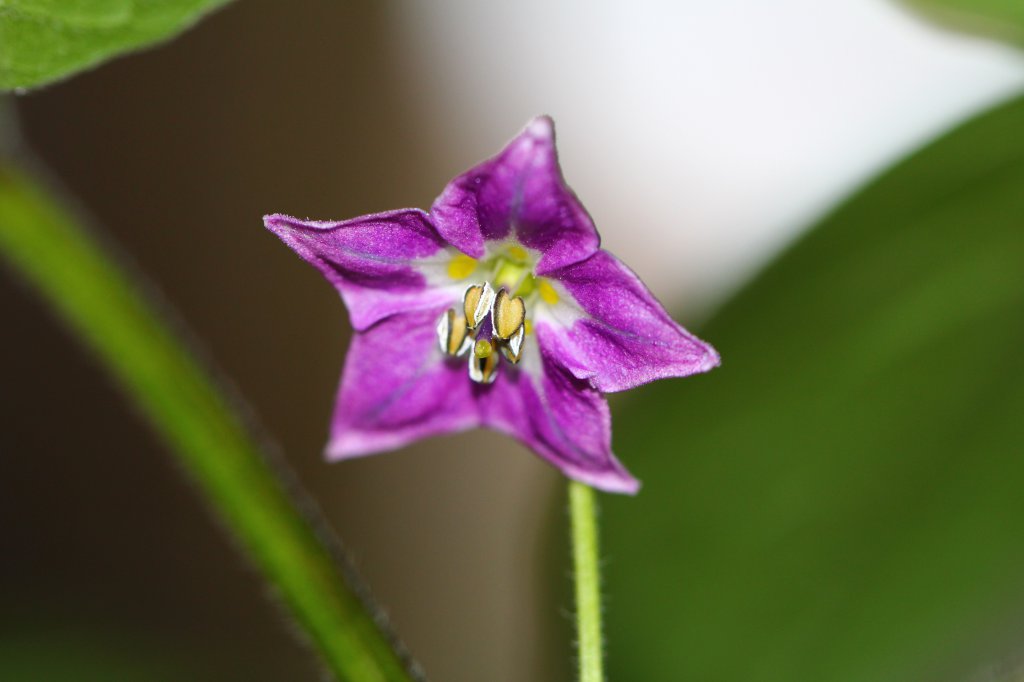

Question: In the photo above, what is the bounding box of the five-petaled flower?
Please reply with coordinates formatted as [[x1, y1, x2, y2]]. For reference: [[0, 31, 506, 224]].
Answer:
[[264, 117, 718, 493]]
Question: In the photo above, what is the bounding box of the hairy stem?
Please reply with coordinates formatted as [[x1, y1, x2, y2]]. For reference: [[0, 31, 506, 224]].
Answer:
[[0, 162, 419, 682], [569, 479, 605, 682]]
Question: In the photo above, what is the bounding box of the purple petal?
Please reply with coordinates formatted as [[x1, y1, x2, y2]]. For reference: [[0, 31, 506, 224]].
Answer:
[[265, 210, 457, 331], [326, 306, 637, 492], [430, 116, 600, 274], [540, 250, 720, 393], [326, 306, 479, 458], [479, 345, 640, 494]]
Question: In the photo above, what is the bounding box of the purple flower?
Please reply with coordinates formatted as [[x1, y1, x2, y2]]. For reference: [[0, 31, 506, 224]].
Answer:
[[264, 117, 718, 494]]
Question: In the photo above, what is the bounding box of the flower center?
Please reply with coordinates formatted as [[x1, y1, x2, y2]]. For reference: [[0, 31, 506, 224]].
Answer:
[[437, 246, 545, 383]]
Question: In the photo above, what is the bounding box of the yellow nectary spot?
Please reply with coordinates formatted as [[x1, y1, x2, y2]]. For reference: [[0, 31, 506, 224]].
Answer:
[[538, 278, 559, 305], [448, 253, 477, 280], [514, 274, 536, 298], [507, 245, 528, 261], [494, 261, 527, 289], [524, 319, 533, 335]]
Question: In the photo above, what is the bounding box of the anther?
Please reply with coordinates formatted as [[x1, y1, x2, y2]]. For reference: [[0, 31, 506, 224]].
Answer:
[[437, 308, 472, 357], [491, 288, 526, 340], [500, 325, 525, 364], [463, 282, 496, 329]]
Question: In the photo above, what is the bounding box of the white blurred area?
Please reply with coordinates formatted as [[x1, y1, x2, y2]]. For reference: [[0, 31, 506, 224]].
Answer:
[[394, 0, 1024, 315]]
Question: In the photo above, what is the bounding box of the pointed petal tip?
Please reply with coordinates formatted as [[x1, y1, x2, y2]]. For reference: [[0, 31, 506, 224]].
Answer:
[[700, 342, 722, 372], [324, 432, 396, 462], [566, 466, 641, 495], [325, 412, 480, 464], [264, 213, 341, 233], [262, 214, 324, 257], [263, 213, 303, 236], [324, 437, 364, 462], [525, 115, 555, 140]]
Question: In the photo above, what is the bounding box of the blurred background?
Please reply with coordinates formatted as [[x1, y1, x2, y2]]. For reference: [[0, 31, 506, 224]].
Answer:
[[2, 1, 1024, 680]]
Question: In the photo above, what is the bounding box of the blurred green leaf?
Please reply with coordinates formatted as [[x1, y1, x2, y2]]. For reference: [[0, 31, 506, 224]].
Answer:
[[901, 0, 1024, 46], [603, 93, 1024, 682], [0, 165, 417, 681], [0, 0, 232, 91], [0, 629, 198, 681]]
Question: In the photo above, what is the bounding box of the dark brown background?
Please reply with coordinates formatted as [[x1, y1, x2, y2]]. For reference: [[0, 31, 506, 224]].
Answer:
[[2, 2, 566, 680]]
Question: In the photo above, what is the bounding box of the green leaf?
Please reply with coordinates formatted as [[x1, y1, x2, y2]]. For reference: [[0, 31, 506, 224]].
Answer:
[[603, 93, 1024, 682], [901, 0, 1024, 47], [0, 165, 417, 682], [0, 0, 232, 91]]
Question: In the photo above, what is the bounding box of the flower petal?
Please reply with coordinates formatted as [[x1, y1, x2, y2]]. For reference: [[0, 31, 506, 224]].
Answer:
[[479, 341, 639, 494], [539, 250, 720, 393], [326, 307, 479, 458], [265, 210, 459, 331], [430, 116, 600, 274]]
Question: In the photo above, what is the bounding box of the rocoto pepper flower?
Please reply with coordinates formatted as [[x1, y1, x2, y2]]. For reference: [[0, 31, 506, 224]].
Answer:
[[265, 118, 718, 493]]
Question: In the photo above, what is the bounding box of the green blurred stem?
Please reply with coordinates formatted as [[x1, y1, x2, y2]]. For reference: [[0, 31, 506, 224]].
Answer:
[[569, 479, 605, 682], [0, 164, 416, 682]]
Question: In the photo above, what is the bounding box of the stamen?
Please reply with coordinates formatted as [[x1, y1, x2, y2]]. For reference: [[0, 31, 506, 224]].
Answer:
[[491, 288, 526, 340], [501, 324, 525, 364], [463, 282, 495, 329], [437, 308, 472, 357], [468, 340, 499, 384], [444, 247, 542, 381]]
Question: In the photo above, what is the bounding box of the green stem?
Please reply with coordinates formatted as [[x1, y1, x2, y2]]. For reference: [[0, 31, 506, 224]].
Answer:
[[0, 163, 418, 682], [569, 479, 605, 682]]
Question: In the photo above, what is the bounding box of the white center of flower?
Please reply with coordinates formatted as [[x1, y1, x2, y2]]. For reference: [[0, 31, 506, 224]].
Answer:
[[435, 245, 556, 384]]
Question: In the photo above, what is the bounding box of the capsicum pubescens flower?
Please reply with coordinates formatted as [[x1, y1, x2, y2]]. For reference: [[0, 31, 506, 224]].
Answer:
[[265, 117, 718, 494]]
